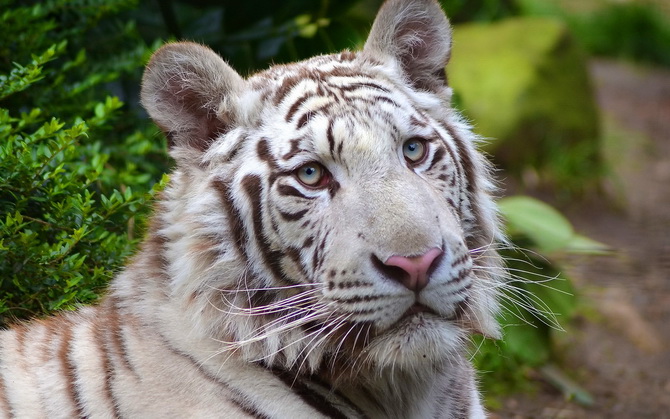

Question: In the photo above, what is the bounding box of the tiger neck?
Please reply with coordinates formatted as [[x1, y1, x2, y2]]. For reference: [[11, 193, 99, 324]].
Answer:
[[296, 355, 473, 418]]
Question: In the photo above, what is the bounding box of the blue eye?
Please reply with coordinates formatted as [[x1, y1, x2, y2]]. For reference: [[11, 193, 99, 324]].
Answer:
[[403, 138, 427, 164], [296, 163, 325, 187]]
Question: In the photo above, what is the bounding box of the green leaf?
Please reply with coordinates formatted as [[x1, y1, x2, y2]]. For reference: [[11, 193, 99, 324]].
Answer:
[[502, 324, 550, 366], [564, 234, 611, 255], [499, 196, 574, 252]]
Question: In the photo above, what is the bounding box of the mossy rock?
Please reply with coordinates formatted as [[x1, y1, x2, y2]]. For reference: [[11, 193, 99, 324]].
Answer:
[[448, 17, 601, 187]]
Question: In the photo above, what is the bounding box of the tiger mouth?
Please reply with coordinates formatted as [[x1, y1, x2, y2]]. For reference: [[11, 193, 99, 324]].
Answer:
[[398, 301, 463, 324], [402, 303, 436, 318]]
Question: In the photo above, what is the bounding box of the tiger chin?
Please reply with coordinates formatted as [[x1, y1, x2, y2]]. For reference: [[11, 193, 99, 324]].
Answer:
[[0, 0, 505, 418]]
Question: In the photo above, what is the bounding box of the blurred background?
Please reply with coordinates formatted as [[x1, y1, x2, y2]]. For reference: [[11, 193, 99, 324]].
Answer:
[[1, 0, 668, 417]]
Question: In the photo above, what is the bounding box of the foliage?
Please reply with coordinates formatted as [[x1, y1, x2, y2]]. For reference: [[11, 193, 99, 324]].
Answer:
[[515, 0, 670, 68], [474, 196, 607, 401], [0, 0, 166, 324], [568, 2, 670, 67], [440, 0, 518, 23], [132, 0, 370, 75]]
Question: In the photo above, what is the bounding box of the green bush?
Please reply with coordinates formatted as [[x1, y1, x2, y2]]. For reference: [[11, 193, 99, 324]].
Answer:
[[569, 2, 670, 67], [0, 0, 166, 324]]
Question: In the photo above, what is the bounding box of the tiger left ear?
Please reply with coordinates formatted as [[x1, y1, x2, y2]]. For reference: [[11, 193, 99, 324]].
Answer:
[[141, 42, 245, 160], [364, 0, 452, 93]]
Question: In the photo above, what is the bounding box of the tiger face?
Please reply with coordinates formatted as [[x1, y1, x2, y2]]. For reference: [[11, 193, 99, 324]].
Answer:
[[141, 0, 502, 377]]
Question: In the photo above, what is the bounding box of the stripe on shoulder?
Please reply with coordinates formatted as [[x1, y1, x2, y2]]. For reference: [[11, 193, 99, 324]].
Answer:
[[269, 368, 355, 419]]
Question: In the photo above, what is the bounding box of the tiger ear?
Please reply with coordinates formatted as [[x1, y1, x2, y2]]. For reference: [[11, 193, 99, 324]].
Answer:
[[364, 0, 452, 93], [140, 42, 245, 158]]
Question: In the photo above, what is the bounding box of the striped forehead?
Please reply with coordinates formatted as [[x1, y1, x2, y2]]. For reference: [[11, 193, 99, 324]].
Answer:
[[257, 66, 432, 161]]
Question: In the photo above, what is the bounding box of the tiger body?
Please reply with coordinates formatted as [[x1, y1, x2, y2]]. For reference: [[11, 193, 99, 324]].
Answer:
[[0, 0, 504, 417]]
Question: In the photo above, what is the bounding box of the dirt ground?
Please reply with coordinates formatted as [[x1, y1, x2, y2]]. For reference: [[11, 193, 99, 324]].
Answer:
[[491, 59, 670, 418]]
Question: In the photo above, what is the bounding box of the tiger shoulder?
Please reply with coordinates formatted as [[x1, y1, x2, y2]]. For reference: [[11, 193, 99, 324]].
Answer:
[[0, 0, 504, 417]]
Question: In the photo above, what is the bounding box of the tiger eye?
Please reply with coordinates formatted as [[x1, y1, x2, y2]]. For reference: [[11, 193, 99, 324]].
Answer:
[[296, 163, 325, 187], [403, 138, 427, 164]]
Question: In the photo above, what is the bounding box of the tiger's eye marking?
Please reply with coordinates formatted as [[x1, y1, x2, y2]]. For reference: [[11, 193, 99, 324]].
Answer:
[[277, 184, 312, 200]]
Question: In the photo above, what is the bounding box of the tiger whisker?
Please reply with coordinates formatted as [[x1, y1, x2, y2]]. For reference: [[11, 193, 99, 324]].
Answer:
[[293, 314, 352, 374]]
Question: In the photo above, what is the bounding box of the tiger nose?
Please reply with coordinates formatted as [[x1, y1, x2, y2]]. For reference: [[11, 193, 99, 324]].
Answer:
[[378, 248, 443, 292]]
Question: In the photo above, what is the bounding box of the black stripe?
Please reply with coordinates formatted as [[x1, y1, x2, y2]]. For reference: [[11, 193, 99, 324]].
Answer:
[[286, 92, 313, 122], [270, 369, 350, 419], [242, 175, 296, 285], [306, 374, 368, 419], [356, 95, 400, 108], [60, 324, 88, 418], [277, 184, 312, 200], [285, 246, 310, 279], [443, 123, 483, 247], [327, 120, 336, 156], [227, 389, 273, 419], [339, 82, 391, 93], [297, 110, 314, 129], [282, 138, 303, 161], [212, 179, 248, 259], [428, 147, 446, 171], [328, 180, 341, 199], [97, 309, 123, 419], [437, 125, 466, 217], [273, 71, 310, 106], [256, 139, 278, 169], [154, 330, 271, 419], [303, 236, 314, 248], [312, 231, 329, 271], [277, 208, 308, 222], [445, 125, 476, 195], [107, 299, 140, 379]]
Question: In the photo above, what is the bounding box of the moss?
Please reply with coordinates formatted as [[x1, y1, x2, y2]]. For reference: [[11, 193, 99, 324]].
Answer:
[[449, 17, 601, 187]]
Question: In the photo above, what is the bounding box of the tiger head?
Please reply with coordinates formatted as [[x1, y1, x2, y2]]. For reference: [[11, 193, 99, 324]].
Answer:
[[139, 0, 503, 376]]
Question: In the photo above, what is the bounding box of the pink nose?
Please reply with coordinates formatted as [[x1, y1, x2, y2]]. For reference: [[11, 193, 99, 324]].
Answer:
[[383, 248, 443, 292]]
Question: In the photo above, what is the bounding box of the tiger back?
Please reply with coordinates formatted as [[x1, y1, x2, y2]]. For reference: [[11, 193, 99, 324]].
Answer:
[[0, 0, 504, 418]]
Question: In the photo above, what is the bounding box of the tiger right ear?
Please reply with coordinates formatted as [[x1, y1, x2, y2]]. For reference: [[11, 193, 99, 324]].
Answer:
[[141, 42, 245, 157], [364, 0, 452, 94]]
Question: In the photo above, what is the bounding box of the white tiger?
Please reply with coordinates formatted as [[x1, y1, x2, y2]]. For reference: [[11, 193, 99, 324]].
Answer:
[[0, 0, 504, 417]]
